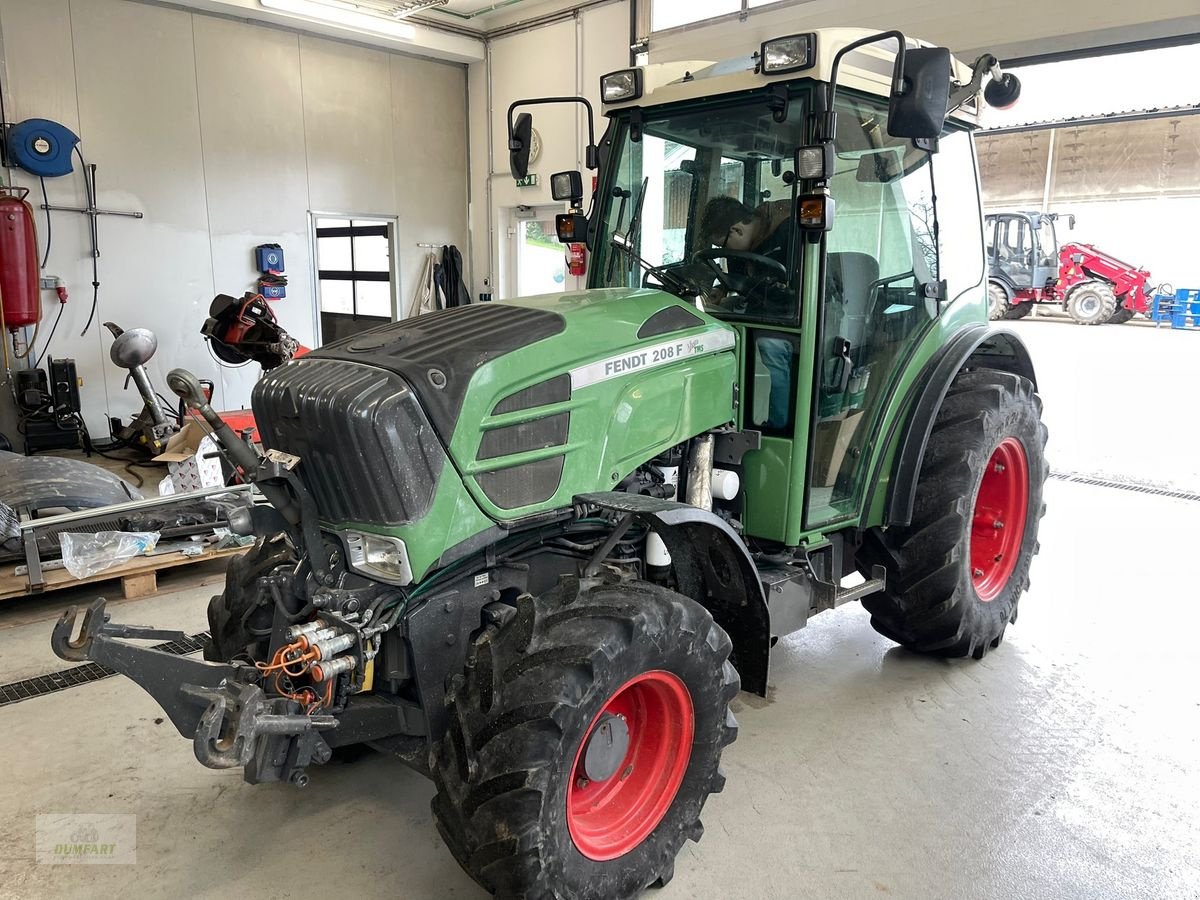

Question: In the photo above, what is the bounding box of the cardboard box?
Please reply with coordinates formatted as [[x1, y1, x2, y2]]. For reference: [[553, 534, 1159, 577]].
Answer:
[[812, 411, 865, 487], [153, 423, 222, 495]]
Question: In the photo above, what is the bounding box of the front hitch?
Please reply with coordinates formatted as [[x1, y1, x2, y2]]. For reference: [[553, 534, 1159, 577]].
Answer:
[[52, 599, 336, 777]]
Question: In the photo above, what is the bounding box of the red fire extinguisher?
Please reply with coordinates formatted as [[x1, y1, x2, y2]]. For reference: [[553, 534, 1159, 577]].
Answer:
[[0, 186, 40, 333], [566, 242, 586, 277]]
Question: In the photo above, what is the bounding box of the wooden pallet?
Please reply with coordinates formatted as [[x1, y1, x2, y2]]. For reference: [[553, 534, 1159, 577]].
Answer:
[[0, 545, 247, 602]]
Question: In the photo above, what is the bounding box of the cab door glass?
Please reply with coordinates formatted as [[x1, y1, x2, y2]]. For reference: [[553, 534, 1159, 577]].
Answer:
[[807, 96, 982, 524]]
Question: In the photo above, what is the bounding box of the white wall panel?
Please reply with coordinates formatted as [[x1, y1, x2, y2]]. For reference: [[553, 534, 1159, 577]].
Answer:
[[299, 36, 397, 216], [467, 0, 630, 299], [0, 0, 469, 439], [69, 0, 214, 433], [193, 15, 312, 413], [391, 53, 469, 312]]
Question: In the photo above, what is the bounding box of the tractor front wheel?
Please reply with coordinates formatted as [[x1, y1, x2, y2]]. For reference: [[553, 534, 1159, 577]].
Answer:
[[859, 368, 1047, 658], [987, 283, 1011, 320], [205, 535, 294, 663], [432, 577, 738, 899], [1065, 281, 1117, 325]]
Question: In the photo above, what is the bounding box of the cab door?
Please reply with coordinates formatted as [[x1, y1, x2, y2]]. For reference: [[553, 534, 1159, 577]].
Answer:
[[802, 92, 983, 529]]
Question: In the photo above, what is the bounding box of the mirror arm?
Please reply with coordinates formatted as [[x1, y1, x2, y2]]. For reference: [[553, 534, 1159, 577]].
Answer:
[[507, 96, 599, 168], [946, 53, 996, 116], [820, 30, 908, 141]]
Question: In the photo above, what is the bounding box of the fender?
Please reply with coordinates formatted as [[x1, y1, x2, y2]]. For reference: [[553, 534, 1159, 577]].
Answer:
[[988, 275, 1015, 299], [879, 324, 1037, 528], [576, 491, 770, 697]]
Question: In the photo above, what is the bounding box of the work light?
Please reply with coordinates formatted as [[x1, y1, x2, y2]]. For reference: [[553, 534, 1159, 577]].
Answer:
[[760, 34, 816, 75], [601, 69, 643, 103]]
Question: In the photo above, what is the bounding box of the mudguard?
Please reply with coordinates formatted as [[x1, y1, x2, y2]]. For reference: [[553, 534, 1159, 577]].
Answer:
[[576, 492, 770, 696], [881, 324, 1037, 527]]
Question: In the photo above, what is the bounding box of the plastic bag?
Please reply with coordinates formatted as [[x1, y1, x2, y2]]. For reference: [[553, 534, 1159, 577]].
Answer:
[[59, 531, 160, 579]]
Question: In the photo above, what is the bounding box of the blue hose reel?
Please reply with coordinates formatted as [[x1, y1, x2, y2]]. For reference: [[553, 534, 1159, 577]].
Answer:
[[6, 118, 79, 178]]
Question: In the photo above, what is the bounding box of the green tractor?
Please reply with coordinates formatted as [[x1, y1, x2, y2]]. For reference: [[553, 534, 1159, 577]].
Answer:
[[54, 27, 1045, 900]]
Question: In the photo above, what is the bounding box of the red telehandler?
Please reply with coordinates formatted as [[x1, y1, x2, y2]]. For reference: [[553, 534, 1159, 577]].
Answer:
[[985, 210, 1162, 325]]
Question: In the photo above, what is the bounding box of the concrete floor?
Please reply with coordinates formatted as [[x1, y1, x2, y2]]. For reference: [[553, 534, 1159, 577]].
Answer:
[[1, 318, 1199, 899]]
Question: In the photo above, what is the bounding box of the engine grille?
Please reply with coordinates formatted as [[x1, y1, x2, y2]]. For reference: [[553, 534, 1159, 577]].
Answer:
[[253, 359, 444, 527]]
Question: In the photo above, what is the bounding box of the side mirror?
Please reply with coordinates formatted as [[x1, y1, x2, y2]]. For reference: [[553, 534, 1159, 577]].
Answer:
[[509, 112, 533, 180], [550, 170, 583, 205], [887, 47, 951, 140]]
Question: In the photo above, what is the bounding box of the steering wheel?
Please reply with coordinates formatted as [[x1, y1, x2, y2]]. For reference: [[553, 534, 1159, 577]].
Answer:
[[692, 248, 787, 294]]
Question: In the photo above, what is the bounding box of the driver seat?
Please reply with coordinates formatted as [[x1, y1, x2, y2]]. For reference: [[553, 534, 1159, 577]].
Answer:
[[827, 251, 880, 312]]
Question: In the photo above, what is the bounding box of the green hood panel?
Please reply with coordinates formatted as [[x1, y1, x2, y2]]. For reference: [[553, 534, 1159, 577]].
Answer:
[[450, 290, 737, 520]]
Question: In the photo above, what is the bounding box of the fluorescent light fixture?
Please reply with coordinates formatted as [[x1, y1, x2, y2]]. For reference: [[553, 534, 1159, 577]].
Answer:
[[260, 0, 417, 40]]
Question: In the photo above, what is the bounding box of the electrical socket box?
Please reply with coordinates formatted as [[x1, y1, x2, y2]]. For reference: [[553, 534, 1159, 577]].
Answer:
[[259, 282, 286, 299], [39, 276, 56, 290]]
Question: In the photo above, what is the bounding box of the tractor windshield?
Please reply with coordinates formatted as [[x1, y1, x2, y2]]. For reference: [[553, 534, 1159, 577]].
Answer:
[[590, 89, 809, 323]]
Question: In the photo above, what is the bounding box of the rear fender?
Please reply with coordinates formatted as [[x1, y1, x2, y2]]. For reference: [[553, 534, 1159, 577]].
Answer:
[[880, 325, 1037, 528], [577, 492, 769, 696]]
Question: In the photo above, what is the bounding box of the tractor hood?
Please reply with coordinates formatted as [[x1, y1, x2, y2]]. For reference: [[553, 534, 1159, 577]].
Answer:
[[252, 288, 739, 532]]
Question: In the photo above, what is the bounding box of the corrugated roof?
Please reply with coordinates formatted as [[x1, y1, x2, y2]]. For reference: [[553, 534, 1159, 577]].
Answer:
[[984, 102, 1200, 134]]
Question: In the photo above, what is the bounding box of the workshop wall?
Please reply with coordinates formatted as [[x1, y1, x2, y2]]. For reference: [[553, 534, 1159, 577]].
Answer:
[[0, 0, 468, 438], [467, 0, 629, 300]]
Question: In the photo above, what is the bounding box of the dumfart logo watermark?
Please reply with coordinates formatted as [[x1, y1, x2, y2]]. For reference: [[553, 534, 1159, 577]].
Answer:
[[36, 814, 136, 865]]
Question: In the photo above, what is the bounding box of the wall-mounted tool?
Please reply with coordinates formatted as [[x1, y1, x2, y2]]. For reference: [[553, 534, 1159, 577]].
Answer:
[[5, 119, 79, 177], [255, 243, 287, 299]]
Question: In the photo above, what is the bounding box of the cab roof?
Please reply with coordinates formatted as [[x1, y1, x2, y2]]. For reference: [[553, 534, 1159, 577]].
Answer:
[[604, 27, 980, 127]]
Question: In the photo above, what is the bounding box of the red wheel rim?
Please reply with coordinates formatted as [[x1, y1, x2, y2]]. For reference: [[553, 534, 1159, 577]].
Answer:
[[970, 437, 1030, 602], [567, 670, 694, 861]]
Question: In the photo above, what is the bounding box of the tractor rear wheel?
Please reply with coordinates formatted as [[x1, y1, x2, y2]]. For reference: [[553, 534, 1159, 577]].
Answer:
[[859, 368, 1047, 658], [987, 283, 1010, 320], [432, 576, 738, 899], [1065, 281, 1117, 325], [204, 535, 294, 663]]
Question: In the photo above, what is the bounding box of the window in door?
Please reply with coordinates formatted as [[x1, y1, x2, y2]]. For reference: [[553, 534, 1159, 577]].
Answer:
[[806, 94, 983, 524], [516, 214, 569, 296], [314, 216, 395, 344]]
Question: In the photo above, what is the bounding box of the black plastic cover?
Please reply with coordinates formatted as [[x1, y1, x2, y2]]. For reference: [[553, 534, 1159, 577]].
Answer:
[[253, 360, 444, 527], [306, 304, 566, 445]]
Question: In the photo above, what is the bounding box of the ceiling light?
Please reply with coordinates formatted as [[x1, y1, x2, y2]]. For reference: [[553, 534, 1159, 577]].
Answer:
[[336, 0, 449, 17], [260, 0, 418, 38]]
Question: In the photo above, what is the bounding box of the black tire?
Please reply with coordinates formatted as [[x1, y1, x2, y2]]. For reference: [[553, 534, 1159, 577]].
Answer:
[[1108, 306, 1135, 324], [986, 282, 1010, 320], [1065, 281, 1117, 325], [1002, 302, 1032, 320], [859, 368, 1048, 658], [432, 576, 739, 899], [204, 535, 294, 663]]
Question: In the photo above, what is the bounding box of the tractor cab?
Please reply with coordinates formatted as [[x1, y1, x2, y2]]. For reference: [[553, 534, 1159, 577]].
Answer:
[[985, 210, 1072, 301], [519, 30, 1002, 534]]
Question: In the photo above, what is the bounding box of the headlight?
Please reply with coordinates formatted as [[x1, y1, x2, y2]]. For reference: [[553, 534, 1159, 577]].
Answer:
[[601, 68, 642, 103], [760, 33, 815, 75], [344, 531, 413, 585]]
